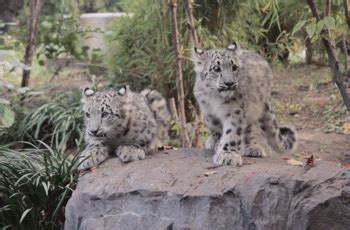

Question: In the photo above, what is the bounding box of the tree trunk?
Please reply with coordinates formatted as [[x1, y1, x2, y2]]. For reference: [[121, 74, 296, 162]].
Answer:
[[344, 0, 350, 28], [22, 0, 42, 88], [169, 0, 190, 147], [305, 37, 313, 64], [306, 0, 350, 111], [184, 0, 203, 147]]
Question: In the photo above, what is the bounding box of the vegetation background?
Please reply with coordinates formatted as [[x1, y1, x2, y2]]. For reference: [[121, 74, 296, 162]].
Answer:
[[0, 0, 349, 229]]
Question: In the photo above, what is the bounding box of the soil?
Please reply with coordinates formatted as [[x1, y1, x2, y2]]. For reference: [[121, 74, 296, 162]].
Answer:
[[272, 63, 350, 164]]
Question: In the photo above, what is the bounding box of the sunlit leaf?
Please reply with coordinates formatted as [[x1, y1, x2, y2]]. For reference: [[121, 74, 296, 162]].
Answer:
[[1, 105, 15, 127], [323, 16, 335, 29], [306, 23, 317, 39], [292, 20, 307, 35]]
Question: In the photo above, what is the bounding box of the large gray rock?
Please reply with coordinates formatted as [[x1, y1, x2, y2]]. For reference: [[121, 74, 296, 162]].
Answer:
[[65, 148, 350, 230]]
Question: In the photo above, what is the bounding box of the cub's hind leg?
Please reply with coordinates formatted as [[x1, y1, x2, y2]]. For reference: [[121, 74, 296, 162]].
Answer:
[[243, 122, 267, 158]]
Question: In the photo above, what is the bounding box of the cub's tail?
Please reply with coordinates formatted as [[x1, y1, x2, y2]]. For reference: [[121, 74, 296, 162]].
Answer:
[[259, 104, 297, 153], [141, 89, 171, 139]]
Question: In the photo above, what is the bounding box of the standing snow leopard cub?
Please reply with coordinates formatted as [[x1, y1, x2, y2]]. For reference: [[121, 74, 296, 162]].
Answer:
[[192, 42, 296, 166], [79, 86, 170, 170]]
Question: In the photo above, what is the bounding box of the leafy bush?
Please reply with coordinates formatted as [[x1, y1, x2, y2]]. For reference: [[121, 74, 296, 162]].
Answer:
[[0, 142, 81, 230], [0, 89, 84, 152], [107, 0, 196, 101]]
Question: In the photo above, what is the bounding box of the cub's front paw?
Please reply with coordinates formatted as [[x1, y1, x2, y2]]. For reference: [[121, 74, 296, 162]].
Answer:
[[115, 145, 146, 163], [244, 145, 267, 158], [213, 150, 243, 166], [78, 148, 108, 170]]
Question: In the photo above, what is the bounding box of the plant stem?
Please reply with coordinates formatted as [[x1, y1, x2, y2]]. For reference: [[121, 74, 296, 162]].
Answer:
[[169, 0, 190, 147]]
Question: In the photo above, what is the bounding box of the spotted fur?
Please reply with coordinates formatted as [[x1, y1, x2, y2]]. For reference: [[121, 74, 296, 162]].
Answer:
[[192, 42, 297, 166], [78, 86, 170, 170]]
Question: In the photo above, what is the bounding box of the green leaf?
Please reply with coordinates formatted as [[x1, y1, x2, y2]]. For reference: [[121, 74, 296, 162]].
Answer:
[[316, 20, 325, 34], [323, 16, 335, 29], [306, 23, 317, 38], [2, 105, 15, 127], [19, 208, 32, 223], [292, 20, 306, 35]]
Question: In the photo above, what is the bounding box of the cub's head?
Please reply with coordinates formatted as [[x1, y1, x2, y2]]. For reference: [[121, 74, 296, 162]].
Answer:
[[192, 42, 242, 96], [82, 86, 128, 138]]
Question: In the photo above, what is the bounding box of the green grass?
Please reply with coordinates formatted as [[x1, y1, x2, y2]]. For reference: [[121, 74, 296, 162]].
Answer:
[[0, 89, 84, 152], [0, 142, 81, 230]]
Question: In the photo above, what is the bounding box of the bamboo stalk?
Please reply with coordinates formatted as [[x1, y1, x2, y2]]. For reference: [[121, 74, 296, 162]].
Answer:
[[169, 0, 190, 147]]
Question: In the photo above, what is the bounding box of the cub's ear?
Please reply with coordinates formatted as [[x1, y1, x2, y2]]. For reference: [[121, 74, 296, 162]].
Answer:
[[81, 87, 95, 104], [83, 87, 95, 97], [191, 47, 207, 71], [117, 85, 128, 96], [227, 41, 240, 51]]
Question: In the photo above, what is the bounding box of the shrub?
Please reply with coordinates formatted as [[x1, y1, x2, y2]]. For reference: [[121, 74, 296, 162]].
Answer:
[[0, 89, 84, 152], [0, 142, 81, 229]]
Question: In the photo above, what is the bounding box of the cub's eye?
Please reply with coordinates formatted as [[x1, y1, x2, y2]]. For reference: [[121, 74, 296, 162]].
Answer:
[[232, 64, 238, 71], [101, 112, 109, 118], [212, 65, 221, 73], [85, 112, 90, 118]]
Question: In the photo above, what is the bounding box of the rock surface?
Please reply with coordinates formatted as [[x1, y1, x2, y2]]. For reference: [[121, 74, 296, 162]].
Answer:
[[65, 148, 350, 230]]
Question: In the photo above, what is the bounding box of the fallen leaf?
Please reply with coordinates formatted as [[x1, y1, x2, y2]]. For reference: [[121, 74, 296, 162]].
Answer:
[[343, 122, 350, 134], [341, 163, 350, 168], [204, 171, 217, 176], [282, 157, 290, 160], [306, 155, 315, 167], [90, 166, 97, 173], [243, 159, 256, 165], [158, 145, 174, 150], [287, 159, 303, 166]]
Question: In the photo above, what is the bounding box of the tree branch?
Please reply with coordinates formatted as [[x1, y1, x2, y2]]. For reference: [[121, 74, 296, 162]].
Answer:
[[306, 0, 350, 111], [344, 0, 350, 28]]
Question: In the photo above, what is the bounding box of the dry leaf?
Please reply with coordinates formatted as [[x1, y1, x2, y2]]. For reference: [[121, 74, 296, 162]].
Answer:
[[204, 171, 217, 176], [90, 166, 97, 173], [306, 155, 315, 167], [158, 145, 174, 150], [287, 159, 303, 166], [343, 122, 350, 134], [243, 159, 256, 165]]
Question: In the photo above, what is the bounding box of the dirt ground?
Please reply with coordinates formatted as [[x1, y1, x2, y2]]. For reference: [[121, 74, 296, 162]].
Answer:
[[272, 64, 350, 165]]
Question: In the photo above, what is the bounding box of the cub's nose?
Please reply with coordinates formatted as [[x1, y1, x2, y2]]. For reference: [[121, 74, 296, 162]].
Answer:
[[89, 130, 98, 136], [224, 82, 234, 87]]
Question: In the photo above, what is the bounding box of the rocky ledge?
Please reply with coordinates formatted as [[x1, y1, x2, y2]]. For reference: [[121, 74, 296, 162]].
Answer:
[[65, 148, 350, 230]]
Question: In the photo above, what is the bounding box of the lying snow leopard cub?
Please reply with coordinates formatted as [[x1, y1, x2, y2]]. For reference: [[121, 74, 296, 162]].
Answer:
[[78, 86, 170, 170], [192, 42, 297, 166]]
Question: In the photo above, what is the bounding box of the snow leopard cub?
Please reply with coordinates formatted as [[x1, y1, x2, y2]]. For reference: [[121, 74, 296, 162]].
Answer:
[[192, 42, 297, 166], [78, 86, 170, 170]]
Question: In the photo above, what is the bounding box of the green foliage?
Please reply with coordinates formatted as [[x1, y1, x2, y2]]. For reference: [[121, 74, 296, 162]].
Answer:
[[0, 104, 15, 128], [36, 15, 89, 66], [107, 0, 195, 100], [0, 90, 84, 152], [0, 142, 80, 229], [194, 0, 306, 60]]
